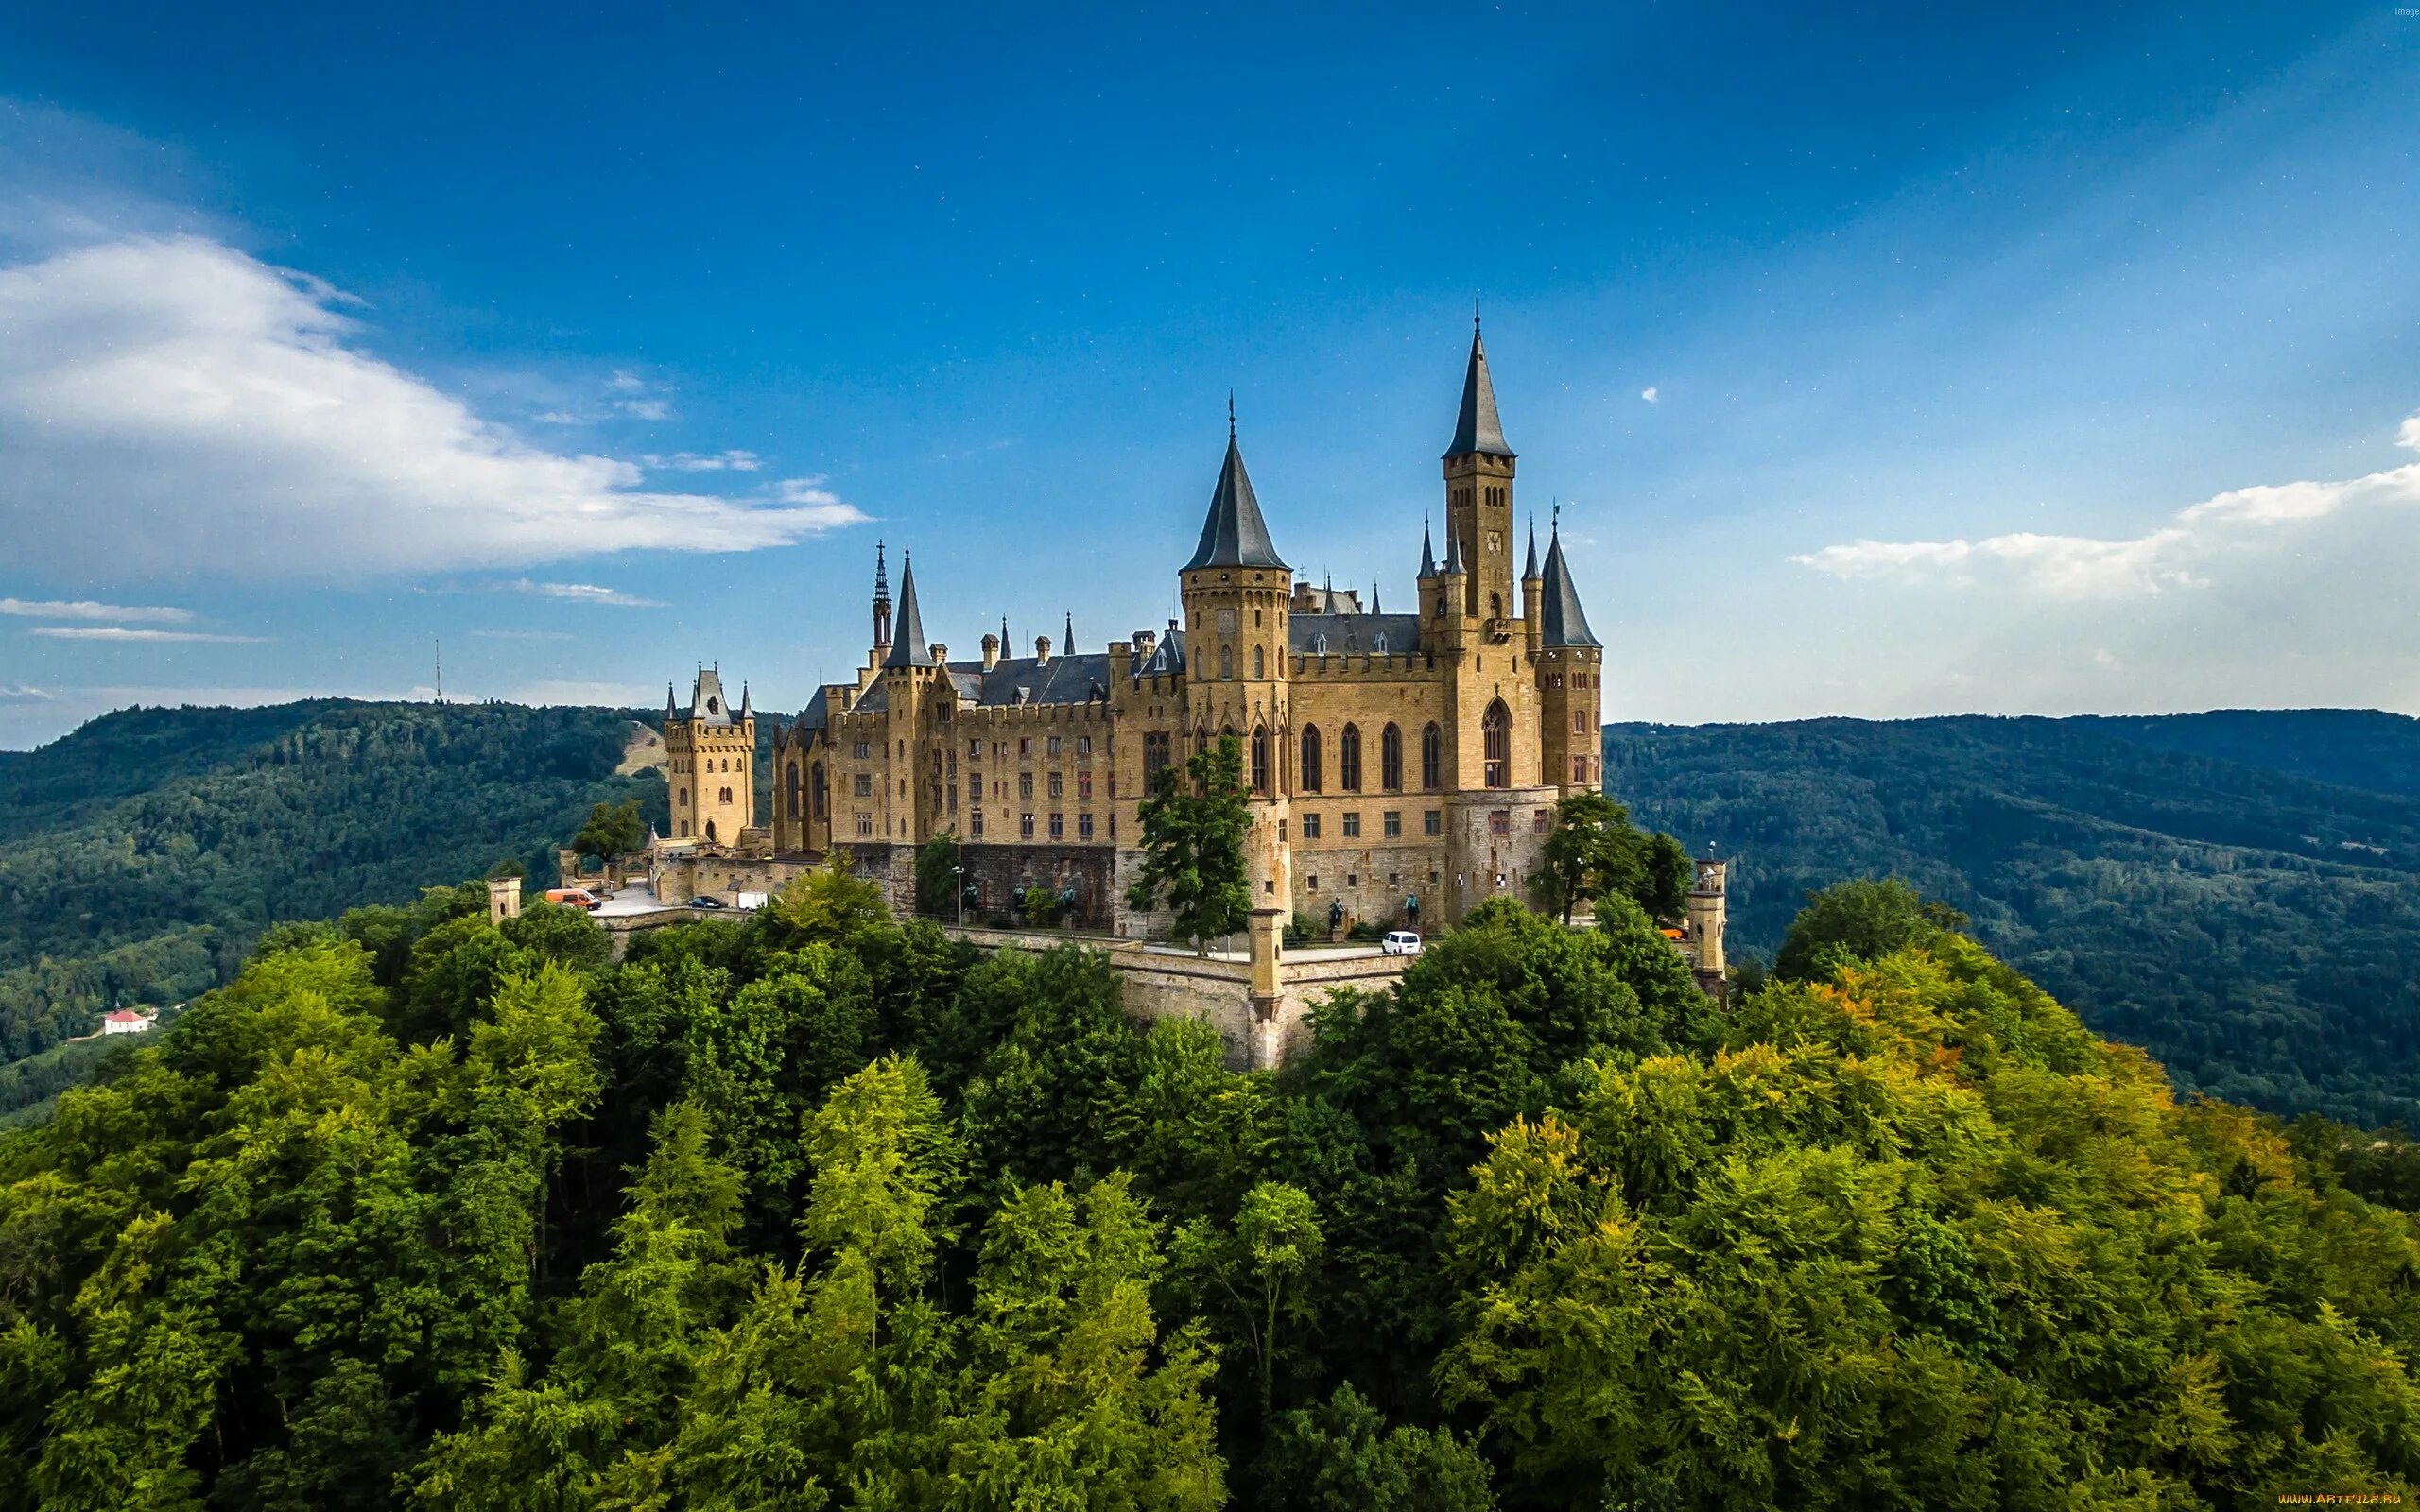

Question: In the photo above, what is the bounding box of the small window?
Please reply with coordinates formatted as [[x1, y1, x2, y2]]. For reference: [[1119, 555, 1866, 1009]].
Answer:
[[856, 814, 874, 837], [970, 738, 983, 759], [1078, 735, 1092, 756], [1048, 772, 1063, 799], [1253, 645, 1266, 678], [1384, 811, 1401, 837], [1019, 772, 1034, 800], [1021, 813, 1036, 839], [854, 740, 872, 760], [1425, 810, 1442, 836], [1302, 813, 1322, 840], [1048, 735, 1063, 757], [1079, 812, 1094, 840], [971, 809, 985, 837], [1574, 755, 1589, 783], [1019, 737, 1031, 756], [970, 773, 984, 800], [1533, 810, 1552, 835], [1346, 873, 1358, 887], [1050, 813, 1064, 840], [1078, 770, 1093, 800], [1490, 810, 1512, 837], [1342, 812, 1361, 838], [1306, 874, 1320, 891], [853, 774, 873, 798]]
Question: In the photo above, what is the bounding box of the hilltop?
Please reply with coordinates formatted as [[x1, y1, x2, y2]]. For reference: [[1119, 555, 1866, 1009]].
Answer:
[[1606, 709, 2420, 1125]]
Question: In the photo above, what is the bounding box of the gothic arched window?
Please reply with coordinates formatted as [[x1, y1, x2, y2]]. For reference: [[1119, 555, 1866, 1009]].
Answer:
[[1340, 724, 1362, 792], [1253, 645, 1265, 679], [1482, 700, 1511, 788], [785, 762, 801, 819], [811, 764, 828, 820], [1219, 645, 1234, 681], [1301, 726, 1322, 793], [1251, 727, 1270, 795], [1422, 723, 1442, 789], [1381, 724, 1403, 791]]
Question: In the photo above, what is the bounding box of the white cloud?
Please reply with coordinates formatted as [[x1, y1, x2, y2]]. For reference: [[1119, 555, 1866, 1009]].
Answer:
[[510, 579, 668, 609], [0, 235, 868, 579], [645, 449, 763, 472], [507, 679, 660, 707], [0, 684, 54, 702], [1640, 387, 1660, 404], [1793, 410, 2420, 602], [29, 627, 268, 643], [0, 597, 192, 622]]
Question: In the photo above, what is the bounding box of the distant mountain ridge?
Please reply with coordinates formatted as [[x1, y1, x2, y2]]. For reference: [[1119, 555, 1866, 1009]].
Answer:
[[1606, 709, 2420, 1125]]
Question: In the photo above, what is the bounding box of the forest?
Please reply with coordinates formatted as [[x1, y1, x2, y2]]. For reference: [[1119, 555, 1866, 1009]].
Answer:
[[1605, 710, 2420, 1127], [3, 866, 2418, 1507], [0, 701, 670, 1070]]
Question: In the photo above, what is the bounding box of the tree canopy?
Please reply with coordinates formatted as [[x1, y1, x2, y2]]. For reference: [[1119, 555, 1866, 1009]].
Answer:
[[1126, 733, 1253, 954]]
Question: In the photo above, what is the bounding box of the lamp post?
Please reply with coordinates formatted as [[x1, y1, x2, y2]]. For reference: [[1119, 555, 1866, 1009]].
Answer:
[[952, 864, 965, 927]]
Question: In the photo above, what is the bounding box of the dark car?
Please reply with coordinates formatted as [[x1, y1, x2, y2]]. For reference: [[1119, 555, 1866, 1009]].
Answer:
[[687, 895, 728, 910]]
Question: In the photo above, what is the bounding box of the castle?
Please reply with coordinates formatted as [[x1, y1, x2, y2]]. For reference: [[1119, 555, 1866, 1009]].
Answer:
[[651, 323, 1725, 983]]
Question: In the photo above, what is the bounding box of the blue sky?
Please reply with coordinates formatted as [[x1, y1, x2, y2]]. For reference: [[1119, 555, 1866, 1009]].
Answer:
[[4, 1, 2419, 747]]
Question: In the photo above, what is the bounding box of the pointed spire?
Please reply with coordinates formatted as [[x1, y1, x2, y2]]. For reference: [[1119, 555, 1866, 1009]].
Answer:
[[873, 540, 890, 601], [666, 681, 677, 718], [883, 548, 935, 668], [737, 681, 752, 719], [1445, 319, 1515, 460], [1371, 583, 1382, 614], [1063, 609, 1075, 651], [1183, 421, 1288, 572], [1537, 511, 1599, 648], [1523, 515, 1541, 580], [1417, 516, 1438, 578], [1442, 517, 1466, 576]]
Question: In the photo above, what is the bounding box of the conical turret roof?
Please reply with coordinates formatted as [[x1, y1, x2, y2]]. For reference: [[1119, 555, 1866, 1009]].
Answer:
[[1537, 521, 1599, 648], [883, 551, 936, 668], [1445, 321, 1514, 460], [1183, 429, 1288, 572]]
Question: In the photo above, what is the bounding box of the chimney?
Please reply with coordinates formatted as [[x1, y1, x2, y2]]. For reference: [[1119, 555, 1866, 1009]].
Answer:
[[1133, 628, 1158, 658], [1035, 634, 1053, 667], [981, 632, 1001, 671], [929, 643, 947, 666]]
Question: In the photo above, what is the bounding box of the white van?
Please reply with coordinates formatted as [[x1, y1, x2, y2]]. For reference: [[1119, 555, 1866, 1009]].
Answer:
[[1381, 931, 1424, 956]]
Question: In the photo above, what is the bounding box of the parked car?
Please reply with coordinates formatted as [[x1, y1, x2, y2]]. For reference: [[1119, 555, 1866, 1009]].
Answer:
[[544, 888, 602, 911], [688, 895, 728, 910], [1380, 930, 1424, 955]]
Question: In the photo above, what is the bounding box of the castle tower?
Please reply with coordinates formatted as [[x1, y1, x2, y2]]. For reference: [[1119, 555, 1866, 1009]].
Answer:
[[871, 541, 893, 665], [1533, 510, 1604, 793], [871, 549, 951, 849], [1179, 407, 1293, 904], [665, 663, 756, 846], [1687, 856, 1729, 1001], [1443, 318, 1518, 629]]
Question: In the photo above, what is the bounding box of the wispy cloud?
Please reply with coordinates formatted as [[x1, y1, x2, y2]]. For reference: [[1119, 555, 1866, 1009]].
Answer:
[[0, 684, 55, 703], [508, 579, 668, 609], [29, 627, 268, 643], [1640, 387, 1660, 404], [0, 235, 868, 578], [0, 597, 193, 622], [471, 627, 576, 641], [645, 449, 763, 472], [1793, 408, 2420, 600]]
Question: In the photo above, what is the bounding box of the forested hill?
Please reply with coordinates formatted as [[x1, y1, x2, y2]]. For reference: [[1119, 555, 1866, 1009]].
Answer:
[[0, 700, 669, 1069], [1605, 709, 2420, 1126]]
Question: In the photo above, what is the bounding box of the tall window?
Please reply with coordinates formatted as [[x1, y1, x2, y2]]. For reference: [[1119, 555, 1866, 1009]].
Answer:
[[1144, 731, 1171, 790], [1422, 723, 1442, 789], [1340, 724, 1362, 791], [1482, 700, 1511, 788], [1251, 727, 1270, 794], [1300, 726, 1322, 792], [1253, 645, 1265, 678], [1380, 724, 1402, 790], [1219, 645, 1234, 680], [784, 762, 801, 820], [812, 764, 827, 819]]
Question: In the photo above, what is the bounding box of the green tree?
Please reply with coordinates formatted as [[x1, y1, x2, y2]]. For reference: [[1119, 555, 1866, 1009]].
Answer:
[[1173, 1180, 1323, 1422], [1127, 733, 1253, 955], [1537, 792, 1693, 925], [1772, 877, 1966, 982], [572, 799, 646, 880], [914, 830, 964, 918], [1261, 1384, 1495, 1511]]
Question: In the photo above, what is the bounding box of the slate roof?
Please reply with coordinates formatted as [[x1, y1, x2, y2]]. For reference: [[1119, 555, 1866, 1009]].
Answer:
[[1133, 629, 1187, 679], [1445, 324, 1514, 459], [1289, 613, 1423, 656], [1183, 434, 1288, 572], [882, 553, 936, 668], [791, 686, 832, 732], [946, 653, 1115, 706], [1537, 526, 1599, 648]]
